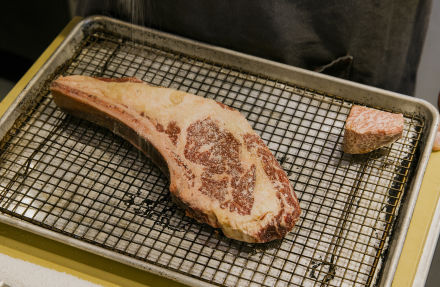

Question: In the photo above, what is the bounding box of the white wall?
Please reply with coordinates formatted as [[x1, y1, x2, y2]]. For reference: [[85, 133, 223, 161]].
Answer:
[[415, 0, 440, 108], [418, 2, 440, 286]]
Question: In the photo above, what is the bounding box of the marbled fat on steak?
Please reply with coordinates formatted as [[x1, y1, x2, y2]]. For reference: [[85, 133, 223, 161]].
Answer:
[[50, 75, 301, 243], [343, 105, 404, 154]]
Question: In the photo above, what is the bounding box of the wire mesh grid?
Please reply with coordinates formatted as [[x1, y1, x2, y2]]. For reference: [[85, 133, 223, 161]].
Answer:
[[0, 30, 423, 286]]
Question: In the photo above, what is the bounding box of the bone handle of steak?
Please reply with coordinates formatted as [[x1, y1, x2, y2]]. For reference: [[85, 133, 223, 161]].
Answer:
[[52, 88, 219, 221], [51, 89, 170, 177]]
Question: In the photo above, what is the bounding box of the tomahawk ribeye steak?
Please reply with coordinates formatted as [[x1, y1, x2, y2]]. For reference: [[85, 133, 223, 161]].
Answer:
[[50, 75, 301, 243]]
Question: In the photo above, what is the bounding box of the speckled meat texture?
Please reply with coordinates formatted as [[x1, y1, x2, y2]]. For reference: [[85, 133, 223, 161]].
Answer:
[[343, 105, 404, 154], [50, 75, 301, 243]]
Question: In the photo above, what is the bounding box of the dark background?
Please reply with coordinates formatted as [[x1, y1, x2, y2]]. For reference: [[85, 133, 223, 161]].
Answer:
[[0, 1, 70, 83]]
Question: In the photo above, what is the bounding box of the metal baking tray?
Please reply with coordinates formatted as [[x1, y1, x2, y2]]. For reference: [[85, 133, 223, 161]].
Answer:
[[0, 16, 438, 287]]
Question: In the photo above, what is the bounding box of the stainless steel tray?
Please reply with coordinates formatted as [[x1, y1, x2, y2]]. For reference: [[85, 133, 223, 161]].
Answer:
[[0, 16, 438, 287]]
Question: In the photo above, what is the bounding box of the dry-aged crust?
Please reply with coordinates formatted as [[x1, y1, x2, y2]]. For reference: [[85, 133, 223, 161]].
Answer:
[[343, 105, 404, 154], [50, 75, 301, 243], [244, 133, 300, 240]]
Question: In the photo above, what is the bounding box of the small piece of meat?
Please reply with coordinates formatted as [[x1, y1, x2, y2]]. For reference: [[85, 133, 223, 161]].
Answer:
[[435, 93, 440, 152], [50, 75, 301, 243], [433, 125, 440, 152], [343, 105, 404, 154]]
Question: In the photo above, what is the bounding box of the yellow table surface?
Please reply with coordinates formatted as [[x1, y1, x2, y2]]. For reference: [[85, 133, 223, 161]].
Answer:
[[0, 17, 439, 287]]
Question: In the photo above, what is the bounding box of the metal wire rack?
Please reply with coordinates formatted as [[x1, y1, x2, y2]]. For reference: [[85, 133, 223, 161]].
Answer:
[[0, 29, 423, 286]]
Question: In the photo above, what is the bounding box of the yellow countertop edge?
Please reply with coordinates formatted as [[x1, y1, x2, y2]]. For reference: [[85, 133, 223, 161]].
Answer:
[[392, 152, 440, 286], [0, 222, 185, 287], [0, 17, 184, 287], [0, 16, 439, 287]]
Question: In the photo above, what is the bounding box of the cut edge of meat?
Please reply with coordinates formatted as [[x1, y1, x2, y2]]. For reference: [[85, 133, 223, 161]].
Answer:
[[343, 130, 403, 154]]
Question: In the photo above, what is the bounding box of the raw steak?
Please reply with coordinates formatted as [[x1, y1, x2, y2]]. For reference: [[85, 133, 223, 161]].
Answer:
[[435, 95, 440, 152], [433, 125, 440, 152], [50, 75, 301, 243], [343, 105, 404, 154]]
